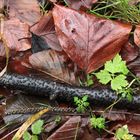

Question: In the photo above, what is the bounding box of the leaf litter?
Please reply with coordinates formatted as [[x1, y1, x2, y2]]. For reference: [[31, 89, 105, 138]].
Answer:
[[0, 0, 140, 139]]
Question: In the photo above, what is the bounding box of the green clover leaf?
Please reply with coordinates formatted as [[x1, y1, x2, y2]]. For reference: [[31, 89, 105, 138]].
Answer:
[[111, 75, 128, 91], [31, 120, 44, 135], [95, 70, 112, 84], [105, 54, 129, 75]]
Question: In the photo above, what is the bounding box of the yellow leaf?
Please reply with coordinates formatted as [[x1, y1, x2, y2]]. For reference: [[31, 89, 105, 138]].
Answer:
[[12, 108, 49, 140]]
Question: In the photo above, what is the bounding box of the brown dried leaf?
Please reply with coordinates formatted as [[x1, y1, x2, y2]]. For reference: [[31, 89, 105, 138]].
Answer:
[[103, 112, 126, 121], [0, 19, 31, 52], [8, 0, 41, 26], [47, 116, 81, 140], [29, 50, 78, 84], [31, 12, 62, 51], [0, 0, 4, 9], [134, 25, 140, 47], [128, 56, 140, 77], [110, 120, 140, 136], [0, 42, 6, 57], [126, 120, 140, 135], [52, 5, 132, 73], [120, 42, 139, 63]]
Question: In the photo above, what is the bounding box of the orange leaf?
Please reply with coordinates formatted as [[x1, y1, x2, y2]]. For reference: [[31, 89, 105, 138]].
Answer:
[[52, 5, 132, 73]]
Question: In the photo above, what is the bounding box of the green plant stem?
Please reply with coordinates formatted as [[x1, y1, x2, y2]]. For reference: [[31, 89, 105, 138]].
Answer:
[[103, 97, 122, 114], [127, 79, 136, 88], [91, 1, 120, 12], [129, 71, 140, 85], [104, 128, 115, 135]]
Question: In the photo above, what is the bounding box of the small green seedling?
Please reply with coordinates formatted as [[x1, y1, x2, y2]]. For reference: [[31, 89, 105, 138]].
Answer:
[[115, 125, 135, 140], [94, 54, 133, 100], [85, 74, 94, 86], [78, 74, 94, 87], [23, 119, 44, 140], [90, 116, 105, 130], [74, 95, 89, 113]]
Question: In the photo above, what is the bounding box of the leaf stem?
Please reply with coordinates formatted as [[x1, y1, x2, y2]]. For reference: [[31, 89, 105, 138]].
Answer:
[[103, 97, 122, 114]]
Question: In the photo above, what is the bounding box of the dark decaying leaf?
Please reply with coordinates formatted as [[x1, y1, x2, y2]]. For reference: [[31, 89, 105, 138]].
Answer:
[[52, 5, 132, 73], [29, 50, 78, 84], [65, 0, 98, 10], [103, 111, 126, 121], [80, 126, 99, 140], [31, 33, 51, 53], [31, 11, 62, 51], [127, 120, 140, 135], [0, 18, 31, 54], [134, 26, 140, 47], [47, 116, 81, 140], [120, 42, 139, 63], [110, 120, 140, 136], [3, 93, 53, 124], [128, 56, 140, 77], [0, 42, 6, 57], [8, 0, 41, 26]]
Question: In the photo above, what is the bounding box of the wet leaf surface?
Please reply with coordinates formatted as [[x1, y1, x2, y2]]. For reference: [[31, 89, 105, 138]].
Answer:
[[31, 12, 62, 51], [29, 50, 78, 84], [0, 42, 6, 57], [3, 93, 53, 124], [128, 56, 140, 77], [8, 0, 41, 26], [103, 111, 126, 121], [134, 26, 140, 47], [127, 120, 140, 135], [31, 33, 51, 53], [120, 42, 139, 63], [1, 1, 140, 140], [47, 116, 81, 140], [0, 18, 31, 54], [52, 5, 132, 73]]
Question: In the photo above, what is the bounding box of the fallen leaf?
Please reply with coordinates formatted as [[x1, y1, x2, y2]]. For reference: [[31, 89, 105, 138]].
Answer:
[[134, 25, 140, 47], [8, 0, 41, 26], [29, 50, 78, 84], [0, 42, 6, 57], [0, 18, 31, 53], [52, 5, 132, 73], [12, 108, 49, 140], [0, 0, 4, 9], [65, 0, 98, 10], [47, 116, 81, 140], [127, 120, 140, 135], [128, 56, 140, 77], [31, 12, 62, 51], [80, 126, 98, 140], [31, 33, 51, 53], [120, 42, 139, 63], [103, 111, 126, 121], [110, 120, 140, 136]]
